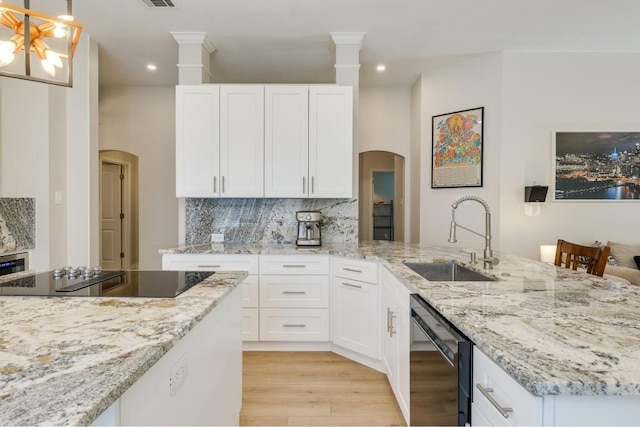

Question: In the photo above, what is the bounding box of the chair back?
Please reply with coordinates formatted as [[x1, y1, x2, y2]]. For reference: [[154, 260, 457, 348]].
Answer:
[[554, 239, 611, 277]]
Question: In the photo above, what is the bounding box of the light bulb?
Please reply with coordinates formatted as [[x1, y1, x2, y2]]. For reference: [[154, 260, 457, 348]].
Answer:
[[0, 41, 15, 66], [45, 50, 63, 68], [41, 59, 56, 77], [53, 27, 67, 38]]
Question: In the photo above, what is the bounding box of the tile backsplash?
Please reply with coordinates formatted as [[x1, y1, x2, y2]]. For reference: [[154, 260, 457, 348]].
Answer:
[[185, 198, 358, 245], [0, 198, 35, 254]]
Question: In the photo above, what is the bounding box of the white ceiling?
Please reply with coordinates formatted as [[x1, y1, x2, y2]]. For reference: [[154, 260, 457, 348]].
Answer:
[[68, 0, 640, 89]]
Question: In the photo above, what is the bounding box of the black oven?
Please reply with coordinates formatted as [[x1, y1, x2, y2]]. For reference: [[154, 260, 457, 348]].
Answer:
[[410, 294, 472, 426], [0, 252, 28, 276]]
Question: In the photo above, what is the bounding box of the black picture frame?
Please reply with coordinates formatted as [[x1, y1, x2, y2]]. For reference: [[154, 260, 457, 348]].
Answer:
[[432, 107, 484, 188]]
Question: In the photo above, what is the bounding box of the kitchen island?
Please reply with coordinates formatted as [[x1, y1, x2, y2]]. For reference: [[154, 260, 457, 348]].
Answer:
[[162, 241, 640, 424], [0, 270, 246, 426]]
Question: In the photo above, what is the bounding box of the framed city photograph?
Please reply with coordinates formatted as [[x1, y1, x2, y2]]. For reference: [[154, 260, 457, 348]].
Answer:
[[553, 131, 640, 201], [432, 107, 484, 188]]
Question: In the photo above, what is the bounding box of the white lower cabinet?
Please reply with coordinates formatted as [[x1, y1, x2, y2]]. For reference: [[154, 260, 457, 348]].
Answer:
[[258, 255, 330, 342], [162, 254, 259, 341], [331, 257, 379, 359], [380, 266, 410, 425], [473, 347, 542, 426]]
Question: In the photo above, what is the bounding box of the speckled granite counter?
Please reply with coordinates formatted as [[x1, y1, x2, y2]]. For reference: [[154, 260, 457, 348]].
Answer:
[[0, 270, 246, 426], [162, 241, 640, 397]]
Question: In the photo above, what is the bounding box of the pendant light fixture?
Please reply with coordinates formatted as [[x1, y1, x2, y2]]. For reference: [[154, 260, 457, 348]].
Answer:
[[0, 0, 82, 86]]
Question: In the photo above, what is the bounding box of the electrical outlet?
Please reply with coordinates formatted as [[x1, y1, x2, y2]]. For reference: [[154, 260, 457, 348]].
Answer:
[[169, 354, 188, 396], [211, 233, 224, 243]]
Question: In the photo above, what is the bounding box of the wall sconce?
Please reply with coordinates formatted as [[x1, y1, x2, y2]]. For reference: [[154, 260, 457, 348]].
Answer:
[[524, 185, 548, 217], [0, 0, 82, 87], [539, 244, 556, 264]]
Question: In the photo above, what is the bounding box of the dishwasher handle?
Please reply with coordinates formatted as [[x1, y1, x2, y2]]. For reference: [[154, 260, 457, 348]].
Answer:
[[411, 310, 456, 366]]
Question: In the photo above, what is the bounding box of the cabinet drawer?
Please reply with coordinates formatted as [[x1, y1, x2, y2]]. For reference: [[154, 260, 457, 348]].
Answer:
[[242, 308, 259, 341], [260, 275, 329, 308], [259, 308, 329, 341], [162, 254, 259, 274], [259, 255, 329, 275], [473, 347, 542, 426], [332, 257, 378, 284], [242, 276, 259, 308]]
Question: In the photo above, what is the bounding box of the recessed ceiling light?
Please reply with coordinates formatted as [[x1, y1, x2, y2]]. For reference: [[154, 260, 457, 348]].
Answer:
[[376, 64, 386, 72], [147, 64, 157, 71]]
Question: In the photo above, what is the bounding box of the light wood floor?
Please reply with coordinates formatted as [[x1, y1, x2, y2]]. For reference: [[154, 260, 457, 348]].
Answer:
[[240, 351, 406, 426]]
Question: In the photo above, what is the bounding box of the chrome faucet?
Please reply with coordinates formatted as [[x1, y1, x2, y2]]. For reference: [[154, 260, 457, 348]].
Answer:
[[448, 196, 499, 269]]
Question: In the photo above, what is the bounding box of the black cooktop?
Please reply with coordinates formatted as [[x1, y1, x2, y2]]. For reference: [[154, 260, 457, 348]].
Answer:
[[0, 270, 214, 298]]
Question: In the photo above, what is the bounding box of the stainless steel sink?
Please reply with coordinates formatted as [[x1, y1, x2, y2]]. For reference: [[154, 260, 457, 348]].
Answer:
[[403, 261, 496, 282]]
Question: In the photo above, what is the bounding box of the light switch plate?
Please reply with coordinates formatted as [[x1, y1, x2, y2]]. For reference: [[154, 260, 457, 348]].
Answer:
[[211, 233, 224, 243]]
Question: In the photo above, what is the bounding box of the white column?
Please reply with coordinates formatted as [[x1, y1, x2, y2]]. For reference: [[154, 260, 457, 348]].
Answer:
[[171, 32, 216, 85], [330, 32, 365, 198]]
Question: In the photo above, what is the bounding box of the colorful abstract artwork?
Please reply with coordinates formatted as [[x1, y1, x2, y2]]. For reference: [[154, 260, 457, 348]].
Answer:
[[432, 107, 484, 188]]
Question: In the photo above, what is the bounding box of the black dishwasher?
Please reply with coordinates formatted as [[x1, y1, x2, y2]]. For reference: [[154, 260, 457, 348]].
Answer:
[[410, 294, 472, 426]]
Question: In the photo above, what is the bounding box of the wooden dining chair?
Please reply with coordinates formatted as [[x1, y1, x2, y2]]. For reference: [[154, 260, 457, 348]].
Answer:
[[554, 239, 611, 277]]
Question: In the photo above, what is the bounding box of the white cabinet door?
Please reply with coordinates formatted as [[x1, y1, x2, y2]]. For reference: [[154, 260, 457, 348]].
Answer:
[[331, 278, 379, 359], [175, 85, 220, 197], [381, 270, 397, 387], [264, 86, 309, 197], [309, 85, 353, 198], [220, 85, 264, 197]]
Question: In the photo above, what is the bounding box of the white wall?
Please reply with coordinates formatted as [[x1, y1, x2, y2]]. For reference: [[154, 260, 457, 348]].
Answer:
[[0, 35, 96, 269], [0, 80, 51, 268], [417, 51, 640, 261], [500, 52, 640, 259], [359, 86, 412, 242], [98, 86, 178, 269], [419, 53, 503, 254]]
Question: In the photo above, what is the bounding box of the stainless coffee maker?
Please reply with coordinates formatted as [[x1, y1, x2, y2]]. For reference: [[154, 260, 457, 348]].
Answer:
[[296, 211, 322, 246]]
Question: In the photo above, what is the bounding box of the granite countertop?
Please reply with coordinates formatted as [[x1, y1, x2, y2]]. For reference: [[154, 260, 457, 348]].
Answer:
[[163, 240, 640, 397], [0, 270, 246, 426]]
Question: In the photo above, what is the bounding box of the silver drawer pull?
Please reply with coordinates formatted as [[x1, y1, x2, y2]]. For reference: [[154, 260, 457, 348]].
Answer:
[[283, 324, 306, 328], [343, 267, 363, 273], [282, 291, 306, 295], [197, 264, 221, 268], [342, 282, 362, 289], [475, 384, 513, 418], [282, 264, 306, 268]]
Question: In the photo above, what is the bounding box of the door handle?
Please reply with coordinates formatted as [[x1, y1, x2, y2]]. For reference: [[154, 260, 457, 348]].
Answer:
[[475, 384, 513, 418]]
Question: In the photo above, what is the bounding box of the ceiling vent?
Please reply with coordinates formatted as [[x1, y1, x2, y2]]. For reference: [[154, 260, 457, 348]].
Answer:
[[141, 0, 175, 7]]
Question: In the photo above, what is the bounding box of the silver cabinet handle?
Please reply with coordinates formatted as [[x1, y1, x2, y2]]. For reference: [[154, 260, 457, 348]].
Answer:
[[386, 307, 391, 333], [282, 264, 306, 268], [342, 282, 362, 289], [311, 176, 315, 193], [475, 384, 513, 418], [213, 176, 217, 193], [389, 309, 396, 337], [302, 176, 306, 194], [282, 291, 306, 295], [283, 324, 306, 328], [343, 267, 363, 273], [197, 264, 221, 268], [222, 176, 225, 193]]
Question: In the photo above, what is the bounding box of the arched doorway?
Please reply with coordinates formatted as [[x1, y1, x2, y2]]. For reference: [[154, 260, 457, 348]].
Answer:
[[99, 150, 139, 270], [359, 151, 406, 242]]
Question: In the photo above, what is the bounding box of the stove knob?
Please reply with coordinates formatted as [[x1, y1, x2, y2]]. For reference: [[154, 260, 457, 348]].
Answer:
[[82, 268, 93, 277], [52, 269, 63, 278], [92, 266, 102, 275]]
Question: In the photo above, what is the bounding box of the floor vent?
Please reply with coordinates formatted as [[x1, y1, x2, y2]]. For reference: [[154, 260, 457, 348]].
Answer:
[[141, 0, 175, 7]]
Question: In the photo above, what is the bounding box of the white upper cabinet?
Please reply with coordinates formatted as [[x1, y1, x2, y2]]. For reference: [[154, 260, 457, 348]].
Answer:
[[220, 85, 265, 197], [176, 85, 220, 197], [176, 84, 353, 199], [309, 85, 354, 198], [264, 86, 309, 198]]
